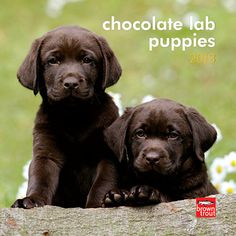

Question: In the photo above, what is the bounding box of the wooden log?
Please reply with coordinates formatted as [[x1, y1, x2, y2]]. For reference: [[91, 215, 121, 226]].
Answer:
[[0, 194, 235, 235]]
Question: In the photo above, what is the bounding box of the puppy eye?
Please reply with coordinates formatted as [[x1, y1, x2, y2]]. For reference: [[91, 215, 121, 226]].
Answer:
[[47, 57, 60, 65], [82, 56, 93, 64], [167, 131, 179, 140], [134, 129, 146, 139]]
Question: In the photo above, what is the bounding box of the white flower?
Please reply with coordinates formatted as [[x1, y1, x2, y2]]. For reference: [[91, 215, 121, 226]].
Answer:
[[46, 0, 83, 18], [210, 157, 227, 183], [211, 124, 223, 143], [22, 160, 30, 180], [205, 124, 222, 159], [182, 12, 199, 28], [142, 74, 156, 88], [145, 8, 162, 21], [221, 0, 236, 13], [108, 92, 123, 115], [16, 181, 28, 199], [16, 160, 30, 199], [161, 67, 177, 81], [211, 180, 222, 193], [224, 151, 236, 173], [176, 0, 189, 4], [141, 95, 156, 104], [220, 180, 236, 194], [204, 150, 210, 159]]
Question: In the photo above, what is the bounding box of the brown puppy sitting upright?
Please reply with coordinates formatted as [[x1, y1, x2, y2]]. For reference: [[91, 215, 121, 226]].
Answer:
[[103, 98, 218, 206], [11, 26, 122, 208]]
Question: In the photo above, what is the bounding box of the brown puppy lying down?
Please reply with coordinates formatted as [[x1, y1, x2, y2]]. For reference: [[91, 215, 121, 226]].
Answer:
[[12, 26, 122, 208], [103, 98, 218, 206]]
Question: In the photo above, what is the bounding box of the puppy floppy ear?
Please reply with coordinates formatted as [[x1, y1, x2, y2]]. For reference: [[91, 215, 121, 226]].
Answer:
[[17, 37, 43, 95], [104, 108, 134, 162], [95, 36, 122, 90], [186, 107, 217, 161]]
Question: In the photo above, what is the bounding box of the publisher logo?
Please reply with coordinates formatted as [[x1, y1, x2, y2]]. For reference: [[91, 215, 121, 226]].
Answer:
[[196, 197, 216, 218]]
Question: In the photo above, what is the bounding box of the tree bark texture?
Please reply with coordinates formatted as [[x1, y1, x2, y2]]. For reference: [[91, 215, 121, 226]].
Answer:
[[0, 194, 235, 236]]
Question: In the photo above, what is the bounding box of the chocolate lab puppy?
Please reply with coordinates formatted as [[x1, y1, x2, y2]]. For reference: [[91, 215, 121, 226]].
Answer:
[[11, 26, 122, 208], [103, 98, 218, 206]]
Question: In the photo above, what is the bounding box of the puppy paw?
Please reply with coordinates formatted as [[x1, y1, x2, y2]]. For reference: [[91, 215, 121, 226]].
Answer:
[[102, 189, 129, 207], [11, 196, 46, 209], [128, 185, 160, 206]]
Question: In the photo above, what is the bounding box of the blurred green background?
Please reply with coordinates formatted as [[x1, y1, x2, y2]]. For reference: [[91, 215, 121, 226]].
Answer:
[[0, 0, 235, 207]]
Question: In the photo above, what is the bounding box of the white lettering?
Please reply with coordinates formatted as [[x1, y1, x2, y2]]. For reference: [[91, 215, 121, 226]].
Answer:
[[149, 38, 159, 51]]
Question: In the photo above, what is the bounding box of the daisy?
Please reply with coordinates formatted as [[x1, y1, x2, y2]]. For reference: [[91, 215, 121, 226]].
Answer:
[[211, 124, 223, 143], [22, 160, 30, 180], [210, 158, 227, 183], [205, 124, 221, 159], [108, 92, 123, 115], [16, 181, 28, 199], [211, 180, 222, 193], [141, 95, 156, 104], [182, 12, 199, 28], [46, 0, 83, 18], [224, 151, 236, 173], [220, 180, 236, 194], [221, 0, 236, 13], [16, 160, 30, 198]]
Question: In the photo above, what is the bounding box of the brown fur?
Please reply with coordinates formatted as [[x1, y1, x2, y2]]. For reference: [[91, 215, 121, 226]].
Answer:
[[103, 98, 218, 206], [11, 26, 122, 208]]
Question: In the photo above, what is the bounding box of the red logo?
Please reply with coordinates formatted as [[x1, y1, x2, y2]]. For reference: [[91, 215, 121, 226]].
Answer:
[[196, 197, 216, 218]]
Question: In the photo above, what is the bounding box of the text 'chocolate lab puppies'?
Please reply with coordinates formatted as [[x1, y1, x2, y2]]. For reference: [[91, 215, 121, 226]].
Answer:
[[12, 26, 122, 209], [103, 98, 218, 207]]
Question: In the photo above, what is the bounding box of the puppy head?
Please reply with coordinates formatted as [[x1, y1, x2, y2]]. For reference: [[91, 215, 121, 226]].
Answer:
[[17, 26, 122, 102], [104, 99, 216, 176]]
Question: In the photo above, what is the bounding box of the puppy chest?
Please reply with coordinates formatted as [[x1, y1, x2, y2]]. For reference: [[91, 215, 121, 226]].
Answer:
[[55, 164, 97, 207], [55, 129, 106, 161]]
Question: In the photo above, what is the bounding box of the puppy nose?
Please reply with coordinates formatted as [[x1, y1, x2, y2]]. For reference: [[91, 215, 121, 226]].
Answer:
[[145, 152, 160, 165], [63, 77, 79, 89]]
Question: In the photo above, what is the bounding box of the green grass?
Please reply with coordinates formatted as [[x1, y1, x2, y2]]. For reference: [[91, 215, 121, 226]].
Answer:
[[0, 0, 235, 207]]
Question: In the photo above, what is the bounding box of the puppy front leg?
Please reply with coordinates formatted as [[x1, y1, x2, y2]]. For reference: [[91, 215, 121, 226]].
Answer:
[[86, 159, 118, 208], [12, 129, 64, 209]]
